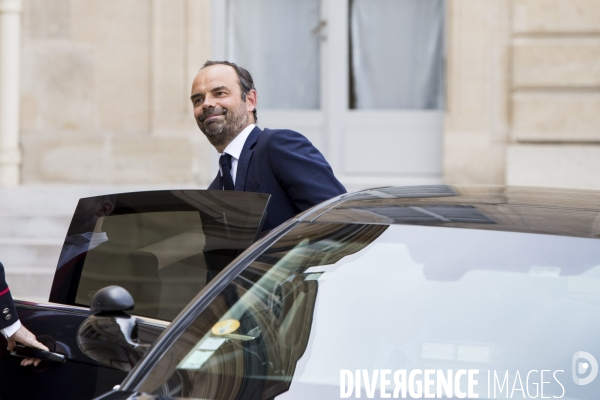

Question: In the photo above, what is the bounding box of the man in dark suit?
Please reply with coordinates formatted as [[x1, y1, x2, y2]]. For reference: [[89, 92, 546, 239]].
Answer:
[[191, 61, 346, 232], [0, 262, 48, 366]]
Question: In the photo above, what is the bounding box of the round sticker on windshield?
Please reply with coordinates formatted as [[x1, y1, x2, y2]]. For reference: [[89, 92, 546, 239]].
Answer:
[[211, 319, 240, 336]]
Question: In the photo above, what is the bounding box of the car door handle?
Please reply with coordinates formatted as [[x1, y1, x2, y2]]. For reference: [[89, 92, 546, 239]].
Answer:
[[10, 345, 66, 364]]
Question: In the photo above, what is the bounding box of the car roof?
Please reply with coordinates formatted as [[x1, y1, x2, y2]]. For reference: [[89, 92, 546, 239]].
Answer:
[[299, 185, 600, 239]]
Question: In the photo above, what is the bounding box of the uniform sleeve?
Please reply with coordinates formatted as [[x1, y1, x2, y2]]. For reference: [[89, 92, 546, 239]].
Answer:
[[267, 130, 346, 212], [0, 262, 19, 332], [2, 319, 21, 338]]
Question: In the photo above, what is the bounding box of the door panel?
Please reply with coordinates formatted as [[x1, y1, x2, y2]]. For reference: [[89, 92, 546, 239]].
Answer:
[[0, 303, 122, 399], [0, 302, 166, 400]]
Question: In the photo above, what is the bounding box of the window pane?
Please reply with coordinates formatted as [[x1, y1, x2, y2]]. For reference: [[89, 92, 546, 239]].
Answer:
[[350, 0, 445, 109], [49, 190, 269, 321], [227, 0, 321, 109]]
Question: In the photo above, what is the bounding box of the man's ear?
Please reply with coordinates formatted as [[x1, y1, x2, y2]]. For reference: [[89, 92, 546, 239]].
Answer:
[[97, 201, 115, 217], [246, 89, 257, 113]]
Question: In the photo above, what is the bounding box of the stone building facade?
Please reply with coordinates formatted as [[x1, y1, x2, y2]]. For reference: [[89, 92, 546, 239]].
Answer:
[[0, 0, 599, 300], [13, 0, 213, 186], [445, 0, 600, 190], [0, 0, 598, 190]]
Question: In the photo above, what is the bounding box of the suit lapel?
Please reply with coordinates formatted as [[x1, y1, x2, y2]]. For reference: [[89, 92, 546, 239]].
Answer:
[[207, 171, 221, 190], [235, 126, 261, 191]]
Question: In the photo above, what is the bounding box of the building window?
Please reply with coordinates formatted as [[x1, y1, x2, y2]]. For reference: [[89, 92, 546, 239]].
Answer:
[[349, 0, 445, 110], [226, 0, 322, 110]]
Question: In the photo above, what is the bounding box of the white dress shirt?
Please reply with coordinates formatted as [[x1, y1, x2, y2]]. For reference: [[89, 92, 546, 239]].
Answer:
[[219, 124, 255, 185], [2, 319, 21, 338], [57, 232, 109, 269]]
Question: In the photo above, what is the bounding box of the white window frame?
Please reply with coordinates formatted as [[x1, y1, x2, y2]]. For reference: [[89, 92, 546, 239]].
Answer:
[[211, 0, 444, 190]]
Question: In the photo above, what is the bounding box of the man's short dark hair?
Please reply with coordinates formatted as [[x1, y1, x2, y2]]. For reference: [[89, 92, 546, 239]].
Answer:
[[202, 60, 258, 123]]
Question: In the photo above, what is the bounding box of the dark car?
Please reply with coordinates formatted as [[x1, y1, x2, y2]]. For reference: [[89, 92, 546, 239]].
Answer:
[[0, 189, 270, 399], [4, 185, 600, 399]]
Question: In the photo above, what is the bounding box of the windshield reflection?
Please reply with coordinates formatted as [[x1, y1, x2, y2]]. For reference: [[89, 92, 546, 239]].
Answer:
[[137, 223, 600, 399]]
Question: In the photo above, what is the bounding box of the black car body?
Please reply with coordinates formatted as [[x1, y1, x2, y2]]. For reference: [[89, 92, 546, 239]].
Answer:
[[3, 185, 600, 400], [0, 190, 270, 399]]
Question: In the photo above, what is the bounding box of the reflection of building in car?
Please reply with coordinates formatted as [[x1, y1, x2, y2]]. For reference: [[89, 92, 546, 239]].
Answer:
[[125, 186, 600, 399], [5, 186, 600, 399]]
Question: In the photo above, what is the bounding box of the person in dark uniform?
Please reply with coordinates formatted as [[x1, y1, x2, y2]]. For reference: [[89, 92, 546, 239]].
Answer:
[[0, 262, 48, 366]]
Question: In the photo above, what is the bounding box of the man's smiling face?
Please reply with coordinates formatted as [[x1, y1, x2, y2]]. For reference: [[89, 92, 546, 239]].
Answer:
[[190, 64, 256, 152]]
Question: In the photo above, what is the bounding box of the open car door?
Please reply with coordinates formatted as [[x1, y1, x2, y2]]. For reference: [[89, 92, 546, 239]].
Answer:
[[0, 190, 269, 400]]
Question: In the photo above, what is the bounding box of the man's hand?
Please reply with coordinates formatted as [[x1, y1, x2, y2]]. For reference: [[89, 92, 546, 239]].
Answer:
[[7, 325, 49, 367]]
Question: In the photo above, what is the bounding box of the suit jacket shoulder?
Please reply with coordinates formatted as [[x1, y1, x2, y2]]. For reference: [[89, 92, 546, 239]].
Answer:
[[206, 126, 345, 231], [250, 127, 346, 216]]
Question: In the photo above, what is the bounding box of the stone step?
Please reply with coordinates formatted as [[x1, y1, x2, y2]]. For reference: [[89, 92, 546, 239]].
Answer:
[[0, 184, 189, 211], [4, 266, 54, 302], [0, 185, 89, 213], [0, 184, 194, 302], [0, 238, 63, 269], [0, 215, 71, 239]]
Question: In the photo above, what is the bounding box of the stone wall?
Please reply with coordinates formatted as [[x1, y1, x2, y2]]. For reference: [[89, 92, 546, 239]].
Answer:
[[19, 0, 214, 185], [507, 0, 600, 189], [444, 0, 511, 186], [12, 0, 600, 189], [445, 0, 600, 189]]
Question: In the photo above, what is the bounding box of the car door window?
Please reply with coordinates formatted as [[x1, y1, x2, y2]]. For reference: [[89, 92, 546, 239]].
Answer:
[[49, 190, 269, 321]]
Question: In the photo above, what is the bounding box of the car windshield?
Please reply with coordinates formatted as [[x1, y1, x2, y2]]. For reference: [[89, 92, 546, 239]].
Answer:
[[136, 222, 600, 399]]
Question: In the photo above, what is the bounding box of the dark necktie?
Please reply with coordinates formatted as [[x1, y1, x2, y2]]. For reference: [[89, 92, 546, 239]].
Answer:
[[219, 154, 234, 190]]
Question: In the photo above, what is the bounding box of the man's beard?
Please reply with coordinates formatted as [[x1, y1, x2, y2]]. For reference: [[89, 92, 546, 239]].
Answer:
[[197, 102, 249, 148]]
